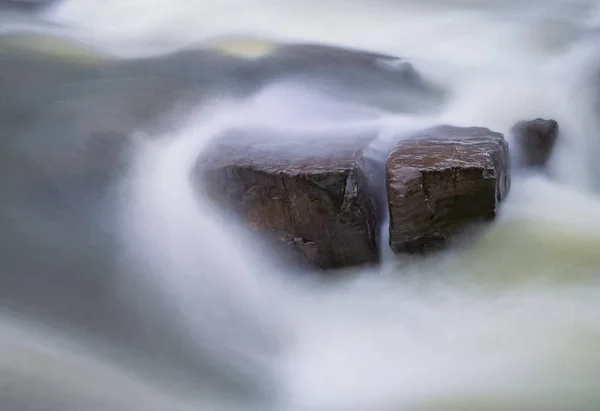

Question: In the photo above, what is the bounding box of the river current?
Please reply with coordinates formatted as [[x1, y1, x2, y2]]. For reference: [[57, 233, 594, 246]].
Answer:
[[2, 1, 600, 410]]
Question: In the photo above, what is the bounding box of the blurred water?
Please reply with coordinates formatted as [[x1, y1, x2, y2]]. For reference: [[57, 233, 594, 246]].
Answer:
[[2, 1, 600, 410]]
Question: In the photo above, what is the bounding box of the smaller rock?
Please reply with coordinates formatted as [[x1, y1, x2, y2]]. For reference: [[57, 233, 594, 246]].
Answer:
[[510, 118, 558, 168], [386, 126, 510, 253]]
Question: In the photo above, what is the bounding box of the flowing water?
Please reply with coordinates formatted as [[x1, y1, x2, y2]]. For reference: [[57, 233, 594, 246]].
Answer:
[[2, 1, 600, 410]]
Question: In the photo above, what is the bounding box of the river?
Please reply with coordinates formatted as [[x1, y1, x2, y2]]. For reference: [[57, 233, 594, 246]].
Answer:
[[1, 0, 600, 410]]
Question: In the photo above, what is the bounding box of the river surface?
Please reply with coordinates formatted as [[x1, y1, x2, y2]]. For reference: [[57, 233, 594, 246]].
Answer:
[[2, 1, 600, 410]]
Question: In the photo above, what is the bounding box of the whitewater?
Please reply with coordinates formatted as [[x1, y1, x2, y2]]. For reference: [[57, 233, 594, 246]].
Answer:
[[2, 0, 600, 410]]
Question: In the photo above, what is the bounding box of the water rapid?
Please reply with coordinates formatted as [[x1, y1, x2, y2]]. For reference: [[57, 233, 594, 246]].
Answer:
[[2, 1, 600, 410]]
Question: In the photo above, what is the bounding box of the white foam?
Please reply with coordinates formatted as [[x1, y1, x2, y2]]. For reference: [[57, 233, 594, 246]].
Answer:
[[5, 1, 600, 410]]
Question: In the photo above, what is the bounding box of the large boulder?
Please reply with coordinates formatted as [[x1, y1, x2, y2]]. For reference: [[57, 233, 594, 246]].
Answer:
[[510, 118, 558, 168], [196, 128, 385, 269], [386, 126, 510, 253]]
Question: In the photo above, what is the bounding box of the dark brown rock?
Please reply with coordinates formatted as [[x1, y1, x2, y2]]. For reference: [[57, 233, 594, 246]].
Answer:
[[386, 126, 510, 253], [510, 118, 558, 168], [195, 128, 385, 269]]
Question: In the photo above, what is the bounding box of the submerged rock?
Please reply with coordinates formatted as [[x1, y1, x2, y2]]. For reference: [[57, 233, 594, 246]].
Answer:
[[255, 42, 445, 113], [386, 126, 510, 253], [196, 128, 385, 269], [510, 118, 558, 168], [0, 32, 445, 115], [204, 36, 446, 113]]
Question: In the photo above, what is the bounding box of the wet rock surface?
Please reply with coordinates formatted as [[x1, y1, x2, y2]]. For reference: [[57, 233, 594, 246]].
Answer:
[[510, 118, 558, 168], [196, 128, 385, 269], [386, 126, 510, 253]]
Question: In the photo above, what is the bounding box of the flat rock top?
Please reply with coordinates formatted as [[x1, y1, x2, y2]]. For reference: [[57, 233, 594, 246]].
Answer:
[[200, 127, 377, 173], [388, 126, 506, 170]]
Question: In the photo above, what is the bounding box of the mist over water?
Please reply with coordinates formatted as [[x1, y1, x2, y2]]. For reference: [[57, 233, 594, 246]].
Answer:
[[3, 0, 600, 410]]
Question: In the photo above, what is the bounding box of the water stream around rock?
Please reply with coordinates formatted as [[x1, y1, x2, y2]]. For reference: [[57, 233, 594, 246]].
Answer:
[[2, 1, 600, 410]]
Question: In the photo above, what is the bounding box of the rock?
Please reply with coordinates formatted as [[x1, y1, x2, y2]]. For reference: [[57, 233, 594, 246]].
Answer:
[[0, 32, 445, 120], [205, 37, 446, 113], [196, 128, 385, 269], [510, 118, 558, 168], [256, 42, 446, 113], [386, 126, 510, 253]]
